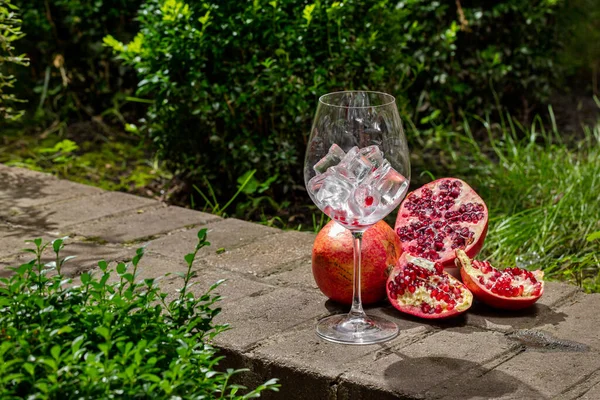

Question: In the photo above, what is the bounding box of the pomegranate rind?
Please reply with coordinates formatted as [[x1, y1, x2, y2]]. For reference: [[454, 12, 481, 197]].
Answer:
[[386, 254, 473, 319], [312, 220, 402, 305], [394, 178, 489, 271], [455, 250, 544, 310]]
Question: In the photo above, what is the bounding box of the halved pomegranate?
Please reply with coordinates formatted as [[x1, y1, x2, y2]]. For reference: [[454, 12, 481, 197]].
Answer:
[[455, 250, 544, 310], [394, 178, 489, 273], [386, 253, 473, 319]]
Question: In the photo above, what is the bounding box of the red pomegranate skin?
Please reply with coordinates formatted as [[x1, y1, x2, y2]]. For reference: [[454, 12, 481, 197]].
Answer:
[[456, 250, 544, 310], [312, 220, 402, 305]]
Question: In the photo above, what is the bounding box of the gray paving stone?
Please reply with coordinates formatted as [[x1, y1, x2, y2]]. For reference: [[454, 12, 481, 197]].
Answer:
[[542, 293, 600, 350], [0, 165, 103, 209], [204, 230, 315, 277], [339, 326, 518, 399], [0, 226, 58, 259], [250, 319, 431, 381], [555, 368, 600, 400], [245, 322, 377, 400], [119, 255, 277, 304], [211, 287, 328, 352], [2, 190, 159, 230], [491, 350, 600, 399], [148, 218, 278, 260], [464, 281, 580, 332], [262, 257, 319, 291], [580, 379, 600, 400], [71, 205, 220, 243]]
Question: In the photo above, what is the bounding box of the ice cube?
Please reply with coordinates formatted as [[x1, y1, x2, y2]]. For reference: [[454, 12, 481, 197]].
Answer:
[[338, 146, 375, 182], [308, 167, 355, 209], [367, 160, 409, 207], [359, 145, 384, 169], [349, 184, 380, 217], [313, 143, 346, 174]]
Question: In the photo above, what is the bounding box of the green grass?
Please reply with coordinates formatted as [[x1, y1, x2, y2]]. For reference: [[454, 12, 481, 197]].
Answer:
[[412, 103, 600, 292], [0, 124, 171, 194]]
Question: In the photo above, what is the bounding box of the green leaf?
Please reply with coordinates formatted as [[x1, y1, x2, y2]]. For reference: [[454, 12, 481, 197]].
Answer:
[[132, 253, 143, 267], [52, 238, 64, 253], [184, 253, 195, 265], [98, 260, 108, 271], [50, 345, 61, 361], [58, 326, 74, 335], [117, 262, 127, 275], [23, 363, 35, 376], [95, 326, 111, 341], [80, 273, 91, 284], [586, 231, 600, 242], [237, 170, 259, 194]]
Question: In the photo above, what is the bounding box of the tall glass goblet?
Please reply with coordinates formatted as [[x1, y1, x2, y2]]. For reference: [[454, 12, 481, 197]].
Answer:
[[304, 91, 411, 345]]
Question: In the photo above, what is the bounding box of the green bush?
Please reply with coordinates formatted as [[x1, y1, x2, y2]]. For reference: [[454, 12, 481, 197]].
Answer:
[[105, 0, 568, 206], [0, 0, 28, 121], [10, 0, 142, 121], [0, 230, 279, 398]]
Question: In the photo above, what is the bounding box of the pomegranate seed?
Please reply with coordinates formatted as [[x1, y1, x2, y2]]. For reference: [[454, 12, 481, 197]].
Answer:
[[447, 303, 455, 310], [434, 305, 443, 314], [408, 285, 416, 293], [450, 188, 460, 198]]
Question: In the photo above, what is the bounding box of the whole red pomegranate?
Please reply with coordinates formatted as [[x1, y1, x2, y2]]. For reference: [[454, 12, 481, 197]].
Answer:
[[312, 220, 402, 305], [395, 178, 488, 274], [455, 250, 544, 310], [387, 253, 473, 319]]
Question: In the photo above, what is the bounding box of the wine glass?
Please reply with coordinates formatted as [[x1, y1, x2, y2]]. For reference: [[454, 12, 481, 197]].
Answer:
[[304, 91, 411, 345]]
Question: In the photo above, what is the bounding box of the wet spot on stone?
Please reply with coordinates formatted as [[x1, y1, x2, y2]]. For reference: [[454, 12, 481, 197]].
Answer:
[[507, 329, 590, 352]]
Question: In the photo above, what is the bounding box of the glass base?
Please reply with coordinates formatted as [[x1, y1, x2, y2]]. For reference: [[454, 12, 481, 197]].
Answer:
[[316, 313, 399, 345]]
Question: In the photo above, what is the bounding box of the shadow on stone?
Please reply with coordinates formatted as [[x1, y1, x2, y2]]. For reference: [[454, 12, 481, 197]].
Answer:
[[323, 299, 352, 314], [466, 301, 568, 330], [384, 356, 545, 399], [377, 304, 469, 329], [0, 168, 56, 230]]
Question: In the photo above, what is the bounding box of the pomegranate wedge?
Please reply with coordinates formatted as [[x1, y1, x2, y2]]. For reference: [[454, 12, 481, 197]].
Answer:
[[387, 254, 473, 319], [455, 250, 544, 310]]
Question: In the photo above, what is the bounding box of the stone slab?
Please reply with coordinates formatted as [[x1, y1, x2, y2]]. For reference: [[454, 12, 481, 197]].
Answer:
[[211, 287, 328, 352], [71, 205, 220, 243], [580, 379, 600, 400], [491, 350, 600, 399], [542, 293, 600, 350], [3, 191, 159, 230], [119, 255, 277, 305], [204, 230, 315, 277], [339, 326, 518, 399], [243, 322, 377, 400], [0, 226, 58, 259], [0, 165, 103, 209], [148, 218, 279, 260], [262, 257, 319, 291], [463, 281, 581, 332]]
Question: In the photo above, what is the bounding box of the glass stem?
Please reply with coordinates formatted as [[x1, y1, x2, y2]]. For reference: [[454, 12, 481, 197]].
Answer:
[[349, 231, 366, 319]]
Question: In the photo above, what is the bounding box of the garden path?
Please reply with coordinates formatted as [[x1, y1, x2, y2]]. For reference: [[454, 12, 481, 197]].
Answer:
[[1, 164, 599, 400]]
